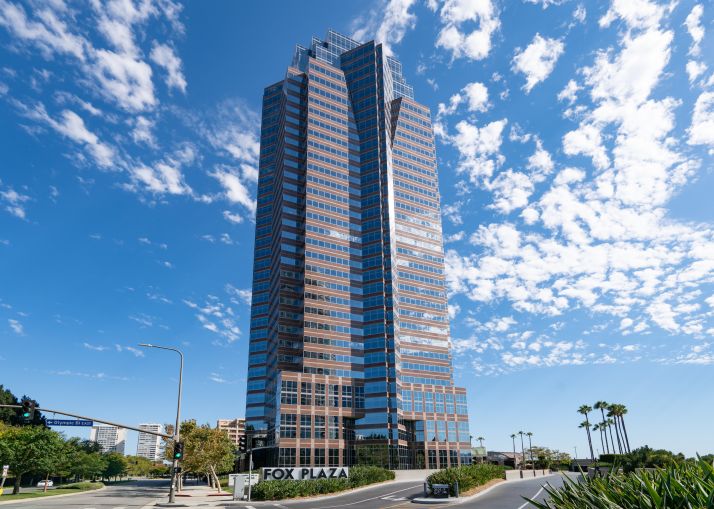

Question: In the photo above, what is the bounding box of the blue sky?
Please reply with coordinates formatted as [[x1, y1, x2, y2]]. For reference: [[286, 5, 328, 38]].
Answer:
[[1, 0, 713, 458]]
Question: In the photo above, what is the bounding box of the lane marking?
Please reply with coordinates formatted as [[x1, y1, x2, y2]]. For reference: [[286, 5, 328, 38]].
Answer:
[[517, 486, 545, 509], [288, 484, 421, 508], [247, 505, 256, 509]]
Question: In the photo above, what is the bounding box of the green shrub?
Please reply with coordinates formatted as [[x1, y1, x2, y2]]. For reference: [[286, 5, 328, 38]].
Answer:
[[427, 464, 505, 496], [251, 466, 394, 500], [60, 482, 104, 490], [527, 458, 714, 509]]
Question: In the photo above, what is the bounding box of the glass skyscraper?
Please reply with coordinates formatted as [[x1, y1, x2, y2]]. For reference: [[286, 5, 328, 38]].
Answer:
[[245, 30, 471, 470]]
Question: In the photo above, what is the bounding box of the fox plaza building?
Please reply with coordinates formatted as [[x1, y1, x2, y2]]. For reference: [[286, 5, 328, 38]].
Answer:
[[243, 30, 471, 470]]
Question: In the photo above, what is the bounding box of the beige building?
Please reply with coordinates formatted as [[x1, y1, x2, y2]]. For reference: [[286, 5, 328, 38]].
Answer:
[[217, 418, 245, 446]]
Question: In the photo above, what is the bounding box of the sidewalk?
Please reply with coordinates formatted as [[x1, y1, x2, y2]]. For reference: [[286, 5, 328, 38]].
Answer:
[[154, 484, 234, 507]]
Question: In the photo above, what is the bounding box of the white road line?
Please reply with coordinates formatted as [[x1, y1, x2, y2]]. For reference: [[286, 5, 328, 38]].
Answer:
[[304, 484, 421, 508], [246, 505, 256, 509], [517, 486, 545, 509]]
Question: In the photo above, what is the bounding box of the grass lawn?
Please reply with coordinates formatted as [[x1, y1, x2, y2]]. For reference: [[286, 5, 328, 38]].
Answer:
[[0, 482, 104, 500]]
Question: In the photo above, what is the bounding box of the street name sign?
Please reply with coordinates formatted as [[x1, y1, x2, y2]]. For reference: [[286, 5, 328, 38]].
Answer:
[[46, 419, 94, 426], [262, 467, 349, 481]]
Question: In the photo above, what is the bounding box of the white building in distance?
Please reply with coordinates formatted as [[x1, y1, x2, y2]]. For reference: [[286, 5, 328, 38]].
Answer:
[[89, 425, 126, 454], [136, 423, 164, 461]]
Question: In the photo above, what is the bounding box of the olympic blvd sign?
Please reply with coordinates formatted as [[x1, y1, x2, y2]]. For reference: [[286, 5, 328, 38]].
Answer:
[[262, 467, 349, 481]]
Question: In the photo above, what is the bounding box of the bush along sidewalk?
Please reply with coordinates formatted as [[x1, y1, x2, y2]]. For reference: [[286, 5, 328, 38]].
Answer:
[[527, 457, 714, 509], [427, 464, 506, 497], [250, 466, 394, 501]]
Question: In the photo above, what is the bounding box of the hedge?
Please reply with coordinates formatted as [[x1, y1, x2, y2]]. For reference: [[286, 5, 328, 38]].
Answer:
[[427, 464, 505, 497], [251, 465, 394, 501]]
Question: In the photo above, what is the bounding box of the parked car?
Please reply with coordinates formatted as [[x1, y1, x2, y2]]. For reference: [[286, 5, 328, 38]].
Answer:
[[36, 480, 53, 487]]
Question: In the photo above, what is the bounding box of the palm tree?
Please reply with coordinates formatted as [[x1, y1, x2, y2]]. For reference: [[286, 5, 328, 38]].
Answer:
[[526, 432, 534, 469], [477, 436, 485, 447], [607, 405, 623, 454], [617, 404, 631, 453], [518, 431, 526, 470], [606, 417, 620, 454], [578, 405, 595, 460], [594, 401, 610, 454], [510, 433, 518, 468], [593, 423, 605, 458]]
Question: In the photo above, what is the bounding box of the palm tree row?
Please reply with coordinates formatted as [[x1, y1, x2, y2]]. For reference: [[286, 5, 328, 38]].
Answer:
[[578, 401, 631, 459]]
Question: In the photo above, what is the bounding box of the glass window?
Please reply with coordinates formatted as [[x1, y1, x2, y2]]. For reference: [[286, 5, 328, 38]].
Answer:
[[279, 448, 296, 467], [300, 415, 311, 438], [300, 447, 311, 466], [330, 384, 340, 407], [329, 448, 339, 466], [280, 414, 297, 438], [301, 382, 312, 405], [342, 385, 353, 408], [314, 415, 325, 438], [315, 383, 326, 406], [329, 416, 340, 439], [314, 448, 325, 466], [281, 380, 298, 405]]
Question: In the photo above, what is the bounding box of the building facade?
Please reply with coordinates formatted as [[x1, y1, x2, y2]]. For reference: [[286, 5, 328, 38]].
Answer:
[[244, 30, 471, 470], [136, 423, 163, 461], [217, 418, 246, 447], [89, 425, 126, 455]]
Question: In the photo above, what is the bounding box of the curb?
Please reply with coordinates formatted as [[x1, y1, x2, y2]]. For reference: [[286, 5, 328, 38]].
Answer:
[[0, 486, 107, 505], [452, 473, 561, 505]]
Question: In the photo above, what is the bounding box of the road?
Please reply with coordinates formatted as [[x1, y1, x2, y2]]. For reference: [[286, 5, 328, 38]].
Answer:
[[227, 472, 578, 509], [0, 479, 168, 509]]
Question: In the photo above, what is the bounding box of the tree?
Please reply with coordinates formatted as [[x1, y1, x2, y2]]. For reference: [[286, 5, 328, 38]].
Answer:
[[578, 405, 595, 460], [607, 405, 624, 454], [616, 404, 632, 453], [0, 423, 62, 494], [103, 453, 128, 481], [526, 432, 534, 468], [594, 401, 610, 454], [510, 433, 518, 468], [0, 385, 45, 426], [476, 436, 485, 447], [518, 431, 526, 470], [592, 423, 605, 458], [126, 455, 154, 477]]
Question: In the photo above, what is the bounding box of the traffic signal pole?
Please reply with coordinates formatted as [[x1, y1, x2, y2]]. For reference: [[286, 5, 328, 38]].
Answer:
[[139, 344, 184, 505]]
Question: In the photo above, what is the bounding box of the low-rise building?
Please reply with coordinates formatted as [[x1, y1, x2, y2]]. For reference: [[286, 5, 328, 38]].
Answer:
[[217, 418, 245, 447]]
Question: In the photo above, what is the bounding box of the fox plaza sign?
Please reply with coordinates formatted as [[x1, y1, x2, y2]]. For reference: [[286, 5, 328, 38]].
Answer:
[[262, 466, 349, 481]]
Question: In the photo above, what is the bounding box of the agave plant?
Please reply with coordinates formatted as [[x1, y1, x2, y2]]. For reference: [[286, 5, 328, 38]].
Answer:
[[527, 458, 714, 508]]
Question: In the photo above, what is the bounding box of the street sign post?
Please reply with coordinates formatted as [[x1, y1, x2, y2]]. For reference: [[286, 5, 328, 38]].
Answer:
[[46, 419, 94, 426], [0, 464, 9, 496]]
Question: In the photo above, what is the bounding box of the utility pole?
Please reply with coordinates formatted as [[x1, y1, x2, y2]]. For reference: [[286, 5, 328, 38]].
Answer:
[[139, 344, 183, 505]]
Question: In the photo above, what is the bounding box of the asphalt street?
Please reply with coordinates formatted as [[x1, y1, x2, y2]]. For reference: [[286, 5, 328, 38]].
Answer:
[[0, 479, 168, 509], [455, 472, 577, 508], [227, 481, 426, 509]]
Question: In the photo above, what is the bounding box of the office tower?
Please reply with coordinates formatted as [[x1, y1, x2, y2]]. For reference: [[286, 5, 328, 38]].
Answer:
[[89, 425, 127, 454], [245, 30, 471, 469], [136, 423, 164, 461], [217, 418, 246, 447]]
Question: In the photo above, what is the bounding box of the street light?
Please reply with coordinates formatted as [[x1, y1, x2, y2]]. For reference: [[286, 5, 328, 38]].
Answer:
[[139, 343, 184, 504]]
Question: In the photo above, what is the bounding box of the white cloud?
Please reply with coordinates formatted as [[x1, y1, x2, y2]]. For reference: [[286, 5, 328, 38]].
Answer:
[[225, 283, 252, 305], [438, 81, 489, 118], [83, 342, 109, 351], [599, 0, 666, 31], [130, 162, 191, 195], [223, 210, 244, 224], [684, 4, 704, 56], [686, 61, 707, 83], [527, 139, 554, 176], [114, 344, 145, 357], [210, 167, 256, 214], [563, 123, 609, 170], [183, 294, 241, 344], [0, 182, 30, 219], [558, 79, 580, 104], [688, 91, 714, 147], [150, 42, 187, 93], [512, 34, 564, 93], [8, 318, 23, 335], [487, 170, 534, 213], [450, 118, 507, 182], [352, 0, 417, 56], [572, 4, 586, 23], [435, 0, 500, 61], [131, 116, 156, 146], [24, 105, 115, 168]]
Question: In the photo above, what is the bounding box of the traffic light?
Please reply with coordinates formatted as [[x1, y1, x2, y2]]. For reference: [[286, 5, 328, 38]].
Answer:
[[173, 441, 184, 460], [19, 399, 35, 424], [238, 435, 247, 453]]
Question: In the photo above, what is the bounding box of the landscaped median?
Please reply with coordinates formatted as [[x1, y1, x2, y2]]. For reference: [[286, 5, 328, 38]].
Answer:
[[426, 464, 507, 497], [249, 465, 394, 501], [0, 482, 104, 502]]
